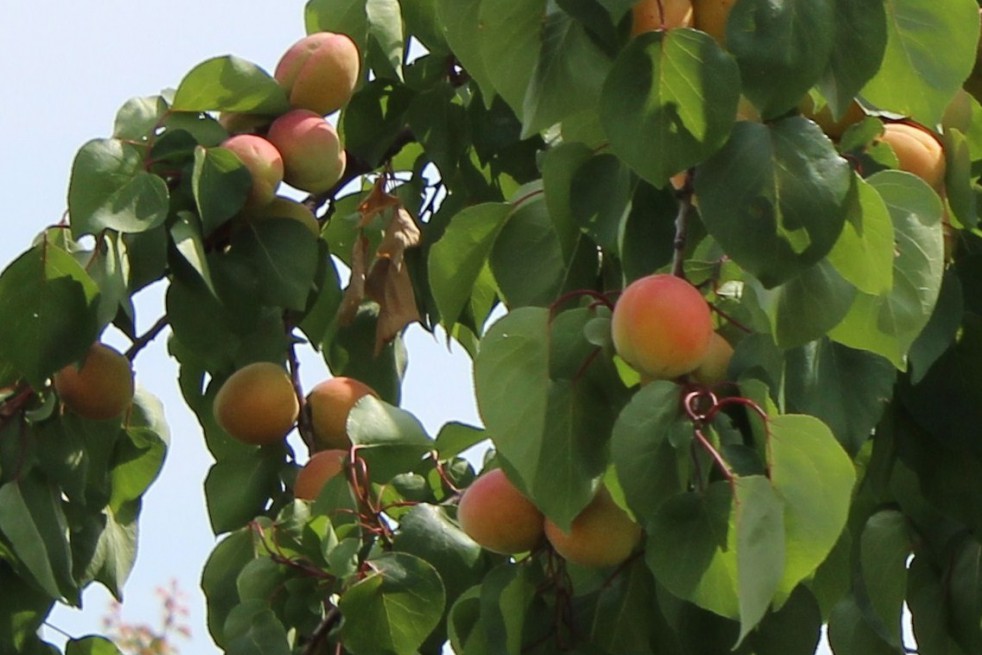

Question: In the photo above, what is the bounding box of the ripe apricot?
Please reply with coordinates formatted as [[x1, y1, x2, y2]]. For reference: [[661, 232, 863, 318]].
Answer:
[[275, 32, 360, 116], [692, 0, 736, 45], [266, 109, 346, 194], [544, 486, 642, 568], [611, 273, 714, 379], [54, 343, 134, 420], [878, 122, 946, 191], [800, 98, 866, 140], [690, 332, 734, 385], [213, 362, 299, 446], [306, 377, 379, 450], [220, 134, 284, 208], [294, 449, 347, 500], [631, 0, 694, 36], [457, 469, 545, 555]]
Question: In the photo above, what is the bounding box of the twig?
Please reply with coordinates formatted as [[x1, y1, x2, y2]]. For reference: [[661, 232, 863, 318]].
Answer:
[[125, 316, 170, 361], [301, 606, 342, 655], [671, 170, 695, 278]]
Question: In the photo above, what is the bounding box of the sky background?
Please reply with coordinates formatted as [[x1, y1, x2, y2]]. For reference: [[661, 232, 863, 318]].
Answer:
[[0, 3, 880, 654]]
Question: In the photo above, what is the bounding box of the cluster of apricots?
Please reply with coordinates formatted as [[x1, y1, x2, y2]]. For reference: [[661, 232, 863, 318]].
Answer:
[[631, 0, 735, 42], [53, 342, 135, 421], [458, 468, 643, 568], [219, 31, 360, 231], [211, 361, 377, 499]]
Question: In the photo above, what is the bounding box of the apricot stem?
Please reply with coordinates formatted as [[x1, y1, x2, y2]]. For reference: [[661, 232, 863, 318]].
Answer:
[[693, 427, 734, 482], [671, 169, 695, 278]]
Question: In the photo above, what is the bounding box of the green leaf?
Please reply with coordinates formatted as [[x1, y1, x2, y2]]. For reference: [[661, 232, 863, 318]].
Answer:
[[428, 203, 510, 329], [945, 537, 982, 655], [727, 0, 835, 119], [768, 414, 855, 602], [0, 562, 55, 650], [818, 0, 887, 117], [784, 340, 897, 454], [541, 142, 594, 259], [861, 0, 979, 126], [205, 451, 281, 535], [591, 559, 659, 654], [748, 586, 823, 655], [477, 0, 546, 120], [68, 138, 170, 237], [907, 553, 972, 655], [65, 636, 123, 655], [829, 171, 945, 368], [570, 154, 633, 253], [859, 510, 912, 646], [479, 564, 550, 654], [111, 424, 167, 512], [734, 475, 785, 644], [172, 55, 290, 114], [339, 552, 446, 655], [521, 12, 612, 137], [113, 95, 168, 141], [0, 475, 76, 602], [600, 29, 740, 188], [224, 220, 319, 311], [697, 117, 852, 287], [827, 174, 895, 296], [434, 422, 486, 460], [171, 212, 216, 294], [223, 601, 292, 655], [366, 0, 405, 80], [0, 242, 100, 388], [347, 396, 433, 482], [435, 0, 496, 102], [73, 504, 138, 599], [827, 596, 899, 655], [202, 528, 260, 646], [192, 146, 251, 235]]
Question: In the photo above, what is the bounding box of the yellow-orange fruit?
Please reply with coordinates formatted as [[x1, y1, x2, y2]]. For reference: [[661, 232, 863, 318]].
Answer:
[[213, 362, 299, 446], [692, 0, 736, 45], [249, 196, 320, 237], [611, 274, 714, 379], [544, 487, 642, 568], [275, 32, 360, 116], [266, 109, 346, 194], [220, 134, 284, 208], [800, 98, 866, 140], [690, 332, 734, 385], [878, 122, 946, 191], [294, 449, 347, 500], [458, 469, 545, 555], [54, 343, 134, 420], [631, 0, 694, 36], [306, 377, 379, 450]]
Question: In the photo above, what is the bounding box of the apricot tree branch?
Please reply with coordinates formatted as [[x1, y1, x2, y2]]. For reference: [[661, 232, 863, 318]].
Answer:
[[301, 605, 342, 655], [125, 315, 170, 361], [671, 170, 695, 278]]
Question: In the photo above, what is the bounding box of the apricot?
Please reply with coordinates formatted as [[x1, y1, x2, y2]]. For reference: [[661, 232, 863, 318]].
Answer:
[[54, 343, 134, 420], [266, 109, 346, 194], [878, 122, 946, 191], [611, 273, 714, 379], [692, 0, 736, 45], [457, 468, 545, 555], [213, 362, 299, 446], [249, 196, 320, 237], [630, 0, 694, 36], [800, 98, 866, 140], [274, 32, 360, 116], [220, 134, 284, 208], [294, 449, 347, 500], [544, 486, 642, 568], [217, 112, 269, 135], [305, 377, 379, 450], [690, 332, 734, 385]]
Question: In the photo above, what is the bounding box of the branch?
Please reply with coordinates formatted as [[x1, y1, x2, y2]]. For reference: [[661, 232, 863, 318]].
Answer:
[[286, 336, 316, 454], [301, 606, 342, 655], [671, 170, 695, 278], [125, 315, 170, 361]]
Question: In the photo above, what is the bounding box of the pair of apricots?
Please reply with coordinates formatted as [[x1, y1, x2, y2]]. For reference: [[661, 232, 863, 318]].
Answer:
[[220, 31, 360, 232]]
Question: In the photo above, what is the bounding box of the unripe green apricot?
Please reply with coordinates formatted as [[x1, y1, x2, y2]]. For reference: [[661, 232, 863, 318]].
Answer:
[[544, 486, 642, 568], [294, 449, 347, 500], [690, 332, 734, 385], [457, 468, 545, 555], [611, 274, 714, 380], [266, 110, 346, 194], [213, 362, 298, 445], [275, 32, 360, 116], [305, 377, 379, 450], [54, 343, 134, 420], [220, 134, 284, 208]]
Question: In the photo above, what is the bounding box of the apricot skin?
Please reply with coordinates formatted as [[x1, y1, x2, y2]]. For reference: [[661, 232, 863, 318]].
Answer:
[[457, 469, 545, 555], [295, 449, 347, 500], [800, 98, 866, 140], [631, 0, 694, 35], [692, 0, 736, 45], [266, 109, 346, 194], [275, 32, 360, 116], [249, 196, 320, 237], [306, 377, 379, 450], [878, 122, 946, 191], [54, 343, 134, 420], [544, 486, 642, 568], [220, 134, 284, 208], [213, 362, 299, 446], [611, 274, 714, 380], [691, 332, 734, 385]]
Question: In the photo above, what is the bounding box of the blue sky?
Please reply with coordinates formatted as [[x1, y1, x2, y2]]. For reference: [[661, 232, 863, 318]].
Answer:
[[1, 2, 479, 651]]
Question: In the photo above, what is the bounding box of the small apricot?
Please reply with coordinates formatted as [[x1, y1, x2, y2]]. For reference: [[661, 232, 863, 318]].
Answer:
[[213, 362, 299, 446], [800, 98, 866, 140], [878, 122, 946, 191], [275, 32, 360, 116], [220, 134, 284, 208], [248, 196, 320, 237], [692, 0, 736, 45], [611, 273, 714, 379], [266, 109, 346, 194], [630, 0, 694, 36], [54, 343, 134, 420], [305, 377, 379, 450], [458, 469, 545, 555], [294, 449, 347, 500], [690, 332, 734, 385], [544, 486, 642, 568]]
